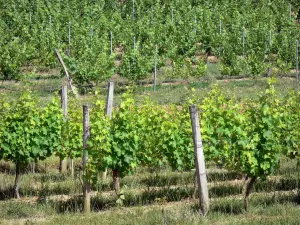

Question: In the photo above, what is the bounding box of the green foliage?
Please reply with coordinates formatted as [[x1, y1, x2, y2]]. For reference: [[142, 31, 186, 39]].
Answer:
[[86, 100, 111, 183], [58, 98, 82, 160], [63, 49, 115, 86], [0, 92, 61, 166], [2, 78, 300, 196], [104, 92, 140, 177], [200, 78, 296, 179], [118, 42, 153, 81], [0, 37, 26, 80], [1, 0, 299, 80]]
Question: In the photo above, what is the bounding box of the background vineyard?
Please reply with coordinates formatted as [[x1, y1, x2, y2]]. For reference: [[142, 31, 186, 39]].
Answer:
[[0, 0, 300, 87]]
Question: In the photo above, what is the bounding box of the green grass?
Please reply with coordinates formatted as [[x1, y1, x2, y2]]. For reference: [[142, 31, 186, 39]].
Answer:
[[1, 65, 299, 106], [0, 157, 300, 224]]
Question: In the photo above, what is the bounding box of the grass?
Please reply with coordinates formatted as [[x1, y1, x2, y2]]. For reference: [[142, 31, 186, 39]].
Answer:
[[1, 63, 299, 106], [0, 156, 300, 224]]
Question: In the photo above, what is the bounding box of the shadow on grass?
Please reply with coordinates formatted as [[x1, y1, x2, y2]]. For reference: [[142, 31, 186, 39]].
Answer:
[[50, 187, 194, 214], [137, 173, 194, 188], [132, 170, 240, 188], [255, 177, 299, 192], [0, 187, 38, 200], [41, 184, 300, 215], [0, 187, 15, 200], [251, 191, 300, 207], [209, 182, 243, 198]]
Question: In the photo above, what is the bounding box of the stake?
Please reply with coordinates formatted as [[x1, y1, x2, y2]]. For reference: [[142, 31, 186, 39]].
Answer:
[[268, 31, 272, 77], [50, 15, 52, 30], [29, 11, 32, 24], [189, 105, 209, 216], [132, 0, 135, 20], [90, 27, 93, 50], [82, 105, 91, 214], [60, 85, 68, 173], [68, 22, 71, 55], [133, 36, 136, 65], [154, 45, 157, 91], [151, 7, 153, 24], [296, 40, 299, 82], [219, 20, 222, 34], [110, 32, 113, 55], [102, 82, 114, 180], [242, 28, 245, 57], [54, 49, 78, 97], [194, 16, 197, 35], [133, 36, 136, 49]]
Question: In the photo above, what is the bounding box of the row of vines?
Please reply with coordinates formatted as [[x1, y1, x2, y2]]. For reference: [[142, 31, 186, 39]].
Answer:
[[0, 78, 300, 209], [0, 0, 300, 83]]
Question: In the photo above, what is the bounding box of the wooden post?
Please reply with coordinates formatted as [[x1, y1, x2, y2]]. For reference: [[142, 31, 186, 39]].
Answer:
[[189, 105, 209, 216], [110, 32, 113, 55], [296, 40, 299, 82], [106, 82, 114, 119], [68, 22, 71, 55], [194, 16, 197, 35], [154, 45, 157, 92], [54, 49, 78, 97], [83, 105, 91, 213], [90, 27, 93, 50], [102, 82, 114, 180], [133, 36, 136, 65], [132, 0, 135, 20], [242, 28, 245, 57], [59, 86, 68, 173], [49, 15, 52, 30], [267, 31, 271, 77]]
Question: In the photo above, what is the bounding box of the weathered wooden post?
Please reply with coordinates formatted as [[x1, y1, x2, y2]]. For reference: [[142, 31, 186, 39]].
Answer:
[[110, 32, 113, 55], [54, 49, 78, 97], [68, 21, 71, 55], [154, 45, 157, 92], [102, 82, 114, 180], [189, 105, 209, 216], [59, 85, 68, 173], [83, 104, 91, 213], [296, 40, 299, 82]]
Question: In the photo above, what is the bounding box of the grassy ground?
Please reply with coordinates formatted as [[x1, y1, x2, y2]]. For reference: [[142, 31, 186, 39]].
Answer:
[[0, 157, 299, 225], [1, 64, 299, 106]]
